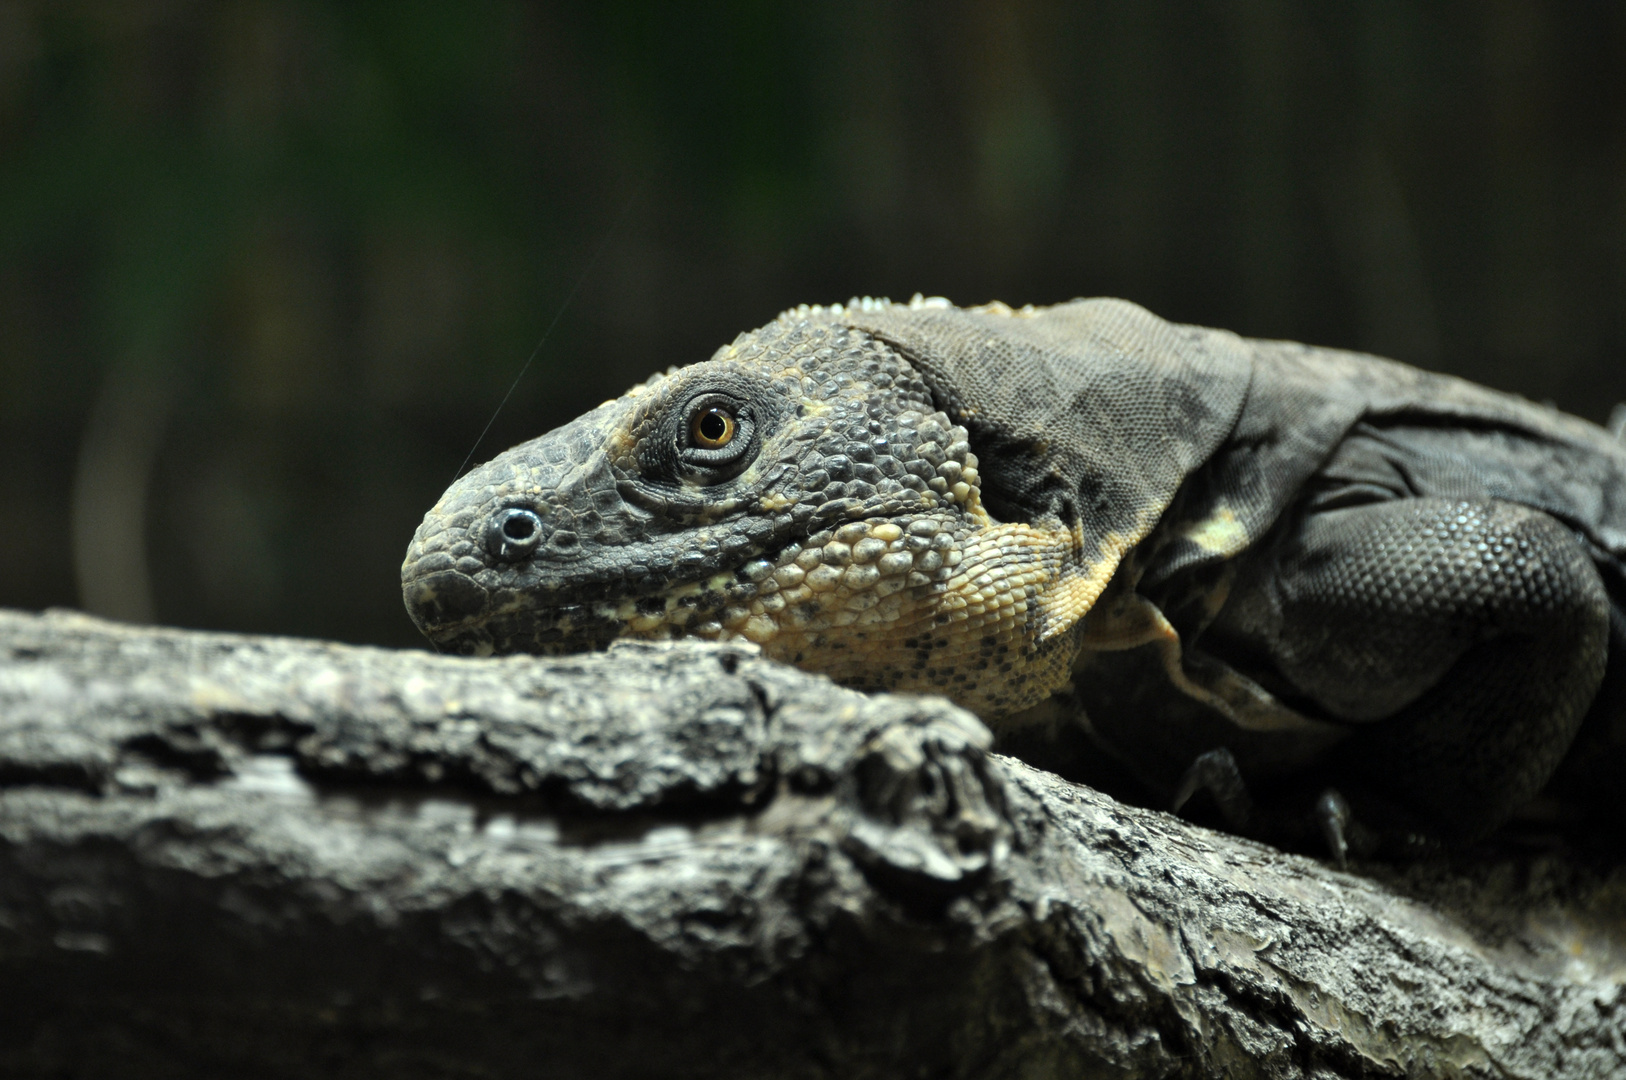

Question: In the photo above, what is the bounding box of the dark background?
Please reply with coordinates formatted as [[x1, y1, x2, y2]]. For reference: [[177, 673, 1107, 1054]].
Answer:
[[3, 2, 1623, 648]]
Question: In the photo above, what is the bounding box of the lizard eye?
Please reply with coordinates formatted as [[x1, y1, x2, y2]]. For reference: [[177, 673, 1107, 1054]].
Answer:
[[652, 386, 767, 484], [676, 393, 754, 476], [690, 406, 737, 449]]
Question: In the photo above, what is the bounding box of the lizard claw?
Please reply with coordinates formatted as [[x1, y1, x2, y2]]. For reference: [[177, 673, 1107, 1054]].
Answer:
[[1315, 788, 1352, 869]]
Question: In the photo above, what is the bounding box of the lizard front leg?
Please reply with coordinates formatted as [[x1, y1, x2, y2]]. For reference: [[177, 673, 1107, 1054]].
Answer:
[[1207, 497, 1611, 841]]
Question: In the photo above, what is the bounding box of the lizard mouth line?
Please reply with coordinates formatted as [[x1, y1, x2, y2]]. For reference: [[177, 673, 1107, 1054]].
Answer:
[[402, 547, 779, 654]]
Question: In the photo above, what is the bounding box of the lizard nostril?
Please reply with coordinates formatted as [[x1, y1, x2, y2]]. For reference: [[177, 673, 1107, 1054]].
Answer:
[[487, 507, 545, 562], [503, 512, 537, 541]]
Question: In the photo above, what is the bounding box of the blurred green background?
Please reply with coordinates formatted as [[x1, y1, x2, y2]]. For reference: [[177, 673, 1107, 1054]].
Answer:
[[2, 2, 1623, 648]]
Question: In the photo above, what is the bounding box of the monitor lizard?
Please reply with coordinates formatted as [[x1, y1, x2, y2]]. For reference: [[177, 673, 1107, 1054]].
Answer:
[[401, 296, 1626, 857]]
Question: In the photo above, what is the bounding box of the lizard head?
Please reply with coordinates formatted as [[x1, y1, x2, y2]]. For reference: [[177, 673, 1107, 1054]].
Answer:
[[402, 306, 1090, 717]]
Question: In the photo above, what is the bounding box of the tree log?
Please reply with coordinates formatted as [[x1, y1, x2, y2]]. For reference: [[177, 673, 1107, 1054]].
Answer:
[[1, 608, 1622, 1079]]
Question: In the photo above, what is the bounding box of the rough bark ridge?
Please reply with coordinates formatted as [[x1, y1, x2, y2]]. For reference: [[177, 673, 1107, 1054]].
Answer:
[[1, 609, 1623, 1079]]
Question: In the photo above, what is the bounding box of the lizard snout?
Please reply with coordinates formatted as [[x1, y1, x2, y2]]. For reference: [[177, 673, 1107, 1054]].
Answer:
[[402, 570, 491, 642]]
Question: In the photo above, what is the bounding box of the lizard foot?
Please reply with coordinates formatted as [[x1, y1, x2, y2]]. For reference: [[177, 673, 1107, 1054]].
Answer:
[[1174, 753, 1378, 867], [1172, 748, 1254, 832]]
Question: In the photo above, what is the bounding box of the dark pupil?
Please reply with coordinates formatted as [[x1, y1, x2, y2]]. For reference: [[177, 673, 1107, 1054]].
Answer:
[[698, 409, 730, 442], [503, 514, 536, 540]]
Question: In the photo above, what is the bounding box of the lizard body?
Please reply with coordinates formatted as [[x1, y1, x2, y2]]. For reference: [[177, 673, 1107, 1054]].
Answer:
[[403, 297, 1626, 846]]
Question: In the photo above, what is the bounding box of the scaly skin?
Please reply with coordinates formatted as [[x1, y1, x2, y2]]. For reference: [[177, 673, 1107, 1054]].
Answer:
[[401, 305, 1096, 718], [403, 295, 1626, 846]]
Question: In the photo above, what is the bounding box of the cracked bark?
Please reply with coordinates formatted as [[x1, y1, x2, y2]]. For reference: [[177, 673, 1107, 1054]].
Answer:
[[1, 609, 1623, 1079]]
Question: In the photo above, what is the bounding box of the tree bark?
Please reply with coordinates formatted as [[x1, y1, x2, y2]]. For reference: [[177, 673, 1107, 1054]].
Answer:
[[1, 608, 1622, 1079]]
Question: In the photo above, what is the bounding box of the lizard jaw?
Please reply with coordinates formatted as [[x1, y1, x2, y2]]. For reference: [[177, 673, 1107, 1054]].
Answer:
[[408, 505, 1097, 720]]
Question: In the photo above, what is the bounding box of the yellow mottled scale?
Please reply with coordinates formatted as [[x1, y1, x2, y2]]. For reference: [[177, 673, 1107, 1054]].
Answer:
[[594, 500, 1095, 716]]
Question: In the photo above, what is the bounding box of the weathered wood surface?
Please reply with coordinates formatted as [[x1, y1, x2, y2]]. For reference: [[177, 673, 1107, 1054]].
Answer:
[[1, 608, 1623, 1079]]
